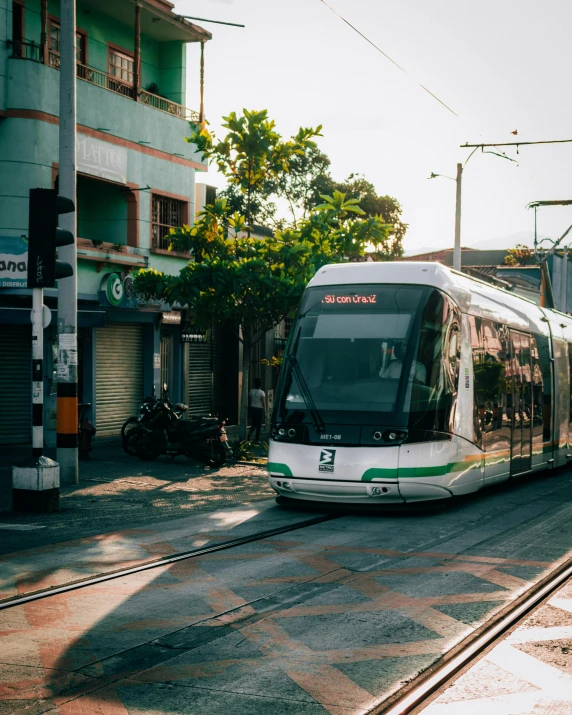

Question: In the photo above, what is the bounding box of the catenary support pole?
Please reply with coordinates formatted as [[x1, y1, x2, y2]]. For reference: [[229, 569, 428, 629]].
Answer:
[[133, 3, 141, 101], [32, 289, 44, 458], [12, 291, 60, 513], [199, 41, 205, 124], [57, 0, 78, 484], [453, 162, 462, 271], [561, 245, 568, 313]]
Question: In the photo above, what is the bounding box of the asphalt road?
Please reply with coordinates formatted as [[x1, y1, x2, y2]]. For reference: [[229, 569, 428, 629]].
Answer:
[[2, 468, 572, 714]]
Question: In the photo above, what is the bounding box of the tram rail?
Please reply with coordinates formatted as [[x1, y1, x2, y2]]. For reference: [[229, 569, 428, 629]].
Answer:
[[370, 550, 572, 715], [0, 513, 338, 610]]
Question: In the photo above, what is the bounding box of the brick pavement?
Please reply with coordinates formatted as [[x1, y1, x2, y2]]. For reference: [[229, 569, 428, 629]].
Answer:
[[0, 440, 273, 554], [423, 575, 572, 714], [2, 469, 572, 714]]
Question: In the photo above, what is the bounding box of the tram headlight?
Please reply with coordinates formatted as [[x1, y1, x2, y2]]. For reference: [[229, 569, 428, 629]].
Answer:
[[373, 431, 383, 441], [273, 424, 301, 442], [381, 429, 407, 443]]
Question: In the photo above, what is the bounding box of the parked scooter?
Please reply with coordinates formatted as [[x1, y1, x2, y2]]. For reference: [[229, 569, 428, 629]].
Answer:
[[121, 387, 161, 455], [125, 384, 232, 467]]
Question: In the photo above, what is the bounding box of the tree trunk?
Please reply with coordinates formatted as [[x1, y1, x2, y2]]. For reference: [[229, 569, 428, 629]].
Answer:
[[239, 339, 250, 441]]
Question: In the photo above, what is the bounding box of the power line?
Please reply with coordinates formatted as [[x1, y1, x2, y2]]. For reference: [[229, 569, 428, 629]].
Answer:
[[462, 139, 572, 148], [318, 0, 458, 117]]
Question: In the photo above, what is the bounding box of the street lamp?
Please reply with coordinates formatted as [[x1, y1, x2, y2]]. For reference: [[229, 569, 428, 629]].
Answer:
[[428, 164, 463, 271]]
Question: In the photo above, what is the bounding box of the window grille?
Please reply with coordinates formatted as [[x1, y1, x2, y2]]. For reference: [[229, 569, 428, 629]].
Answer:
[[152, 195, 186, 250]]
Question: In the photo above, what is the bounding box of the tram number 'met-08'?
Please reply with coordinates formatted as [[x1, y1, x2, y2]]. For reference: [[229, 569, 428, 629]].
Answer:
[[320, 434, 342, 440], [321, 294, 377, 305]]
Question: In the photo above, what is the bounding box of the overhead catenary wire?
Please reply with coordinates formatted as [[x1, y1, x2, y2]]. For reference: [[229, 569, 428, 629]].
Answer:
[[318, 0, 458, 117]]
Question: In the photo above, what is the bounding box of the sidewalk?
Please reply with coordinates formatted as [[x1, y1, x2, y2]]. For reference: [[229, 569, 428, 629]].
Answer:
[[0, 438, 273, 555]]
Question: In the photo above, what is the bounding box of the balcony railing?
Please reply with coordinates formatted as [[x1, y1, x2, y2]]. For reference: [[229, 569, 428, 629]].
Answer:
[[76, 61, 135, 99], [7, 39, 42, 62], [7, 40, 200, 122], [139, 88, 200, 122]]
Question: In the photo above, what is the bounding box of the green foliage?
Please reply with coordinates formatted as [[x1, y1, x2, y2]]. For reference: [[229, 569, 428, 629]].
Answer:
[[188, 109, 322, 233], [261, 356, 283, 368], [230, 439, 268, 462], [505, 244, 534, 266]]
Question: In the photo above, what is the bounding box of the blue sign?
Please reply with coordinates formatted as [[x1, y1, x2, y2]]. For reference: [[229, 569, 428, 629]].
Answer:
[[0, 236, 28, 288]]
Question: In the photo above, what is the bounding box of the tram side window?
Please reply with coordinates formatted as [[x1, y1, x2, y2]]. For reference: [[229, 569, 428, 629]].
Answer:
[[483, 322, 511, 455], [469, 315, 484, 448], [409, 291, 460, 433], [568, 343, 572, 434], [531, 336, 544, 452], [536, 334, 552, 442]]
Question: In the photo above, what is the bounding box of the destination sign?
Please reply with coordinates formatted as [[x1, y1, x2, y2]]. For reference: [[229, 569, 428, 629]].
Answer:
[[321, 293, 377, 305]]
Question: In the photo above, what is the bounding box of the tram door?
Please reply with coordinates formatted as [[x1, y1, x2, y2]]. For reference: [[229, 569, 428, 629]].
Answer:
[[509, 331, 533, 475]]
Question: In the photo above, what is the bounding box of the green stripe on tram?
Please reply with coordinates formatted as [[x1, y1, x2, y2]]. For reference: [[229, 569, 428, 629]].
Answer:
[[362, 459, 481, 481], [267, 462, 293, 477]]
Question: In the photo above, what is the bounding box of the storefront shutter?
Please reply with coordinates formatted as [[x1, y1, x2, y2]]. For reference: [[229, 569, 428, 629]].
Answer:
[[95, 323, 144, 435], [212, 326, 227, 418], [187, 340, 212, 416], [0, 325, 31, 444]]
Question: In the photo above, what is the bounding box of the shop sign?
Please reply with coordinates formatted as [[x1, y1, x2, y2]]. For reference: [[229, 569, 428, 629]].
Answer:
[[181, 323, 208, 343], [99, 272, 137, 308], [0, 236, 28, 287], [77, 135, 127, 184], [162, 311, 181, 324]]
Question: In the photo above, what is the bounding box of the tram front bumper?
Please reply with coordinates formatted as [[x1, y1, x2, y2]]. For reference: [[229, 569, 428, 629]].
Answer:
[[269, 477, 404, 504]]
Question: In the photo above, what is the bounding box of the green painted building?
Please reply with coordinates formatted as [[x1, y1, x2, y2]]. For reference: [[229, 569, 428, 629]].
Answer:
[[0, 0, 236, 445]]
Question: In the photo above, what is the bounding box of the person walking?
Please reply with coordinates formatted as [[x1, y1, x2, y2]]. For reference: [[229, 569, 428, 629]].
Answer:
[[248, 378, 266, 444]]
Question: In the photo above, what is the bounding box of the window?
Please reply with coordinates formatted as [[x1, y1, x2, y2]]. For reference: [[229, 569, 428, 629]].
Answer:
[[109, 49, 134, 84], [152, 195, 186, 250], [48, 22, 86, 67], [276, 285, 460, 439], [12, 2, 24, 52]]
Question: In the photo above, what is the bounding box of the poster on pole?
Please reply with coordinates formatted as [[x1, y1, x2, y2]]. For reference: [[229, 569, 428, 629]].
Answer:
[[0, 236, 28, 287]]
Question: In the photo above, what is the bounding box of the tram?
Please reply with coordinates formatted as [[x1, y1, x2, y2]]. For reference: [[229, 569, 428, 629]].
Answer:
[[268, 261, 572, 503]]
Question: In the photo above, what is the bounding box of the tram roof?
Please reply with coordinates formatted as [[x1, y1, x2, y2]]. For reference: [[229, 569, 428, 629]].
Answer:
[[309, 261, 572, 338]]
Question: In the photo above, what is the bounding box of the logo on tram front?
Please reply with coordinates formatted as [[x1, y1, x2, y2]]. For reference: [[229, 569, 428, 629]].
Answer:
[[319, 449, 336, 473]]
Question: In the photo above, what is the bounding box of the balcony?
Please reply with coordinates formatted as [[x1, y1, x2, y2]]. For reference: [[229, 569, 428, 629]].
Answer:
[[7, 40, 200, 123]]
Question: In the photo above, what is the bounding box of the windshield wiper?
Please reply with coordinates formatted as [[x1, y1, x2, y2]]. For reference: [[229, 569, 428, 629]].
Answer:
[[287, 354, 325, 434]]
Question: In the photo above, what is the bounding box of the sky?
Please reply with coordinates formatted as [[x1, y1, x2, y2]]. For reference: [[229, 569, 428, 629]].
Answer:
[[175, 0, 572, 253]]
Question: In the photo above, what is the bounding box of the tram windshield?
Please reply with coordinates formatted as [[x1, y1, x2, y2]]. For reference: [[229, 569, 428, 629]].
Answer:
[[276, 284, 460, 434]]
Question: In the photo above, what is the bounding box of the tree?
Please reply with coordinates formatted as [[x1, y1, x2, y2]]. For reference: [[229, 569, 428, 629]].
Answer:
[[190, 109, 321, 235], [307, 173, 407, 255], [135, 194, 392, 438]]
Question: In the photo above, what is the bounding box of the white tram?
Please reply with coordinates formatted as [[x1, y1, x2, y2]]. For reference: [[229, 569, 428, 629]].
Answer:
[[268, 261, 572, 503]]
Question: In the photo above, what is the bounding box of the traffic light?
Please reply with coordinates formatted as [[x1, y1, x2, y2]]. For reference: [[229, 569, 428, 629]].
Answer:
[[27, 188, 75, 289]]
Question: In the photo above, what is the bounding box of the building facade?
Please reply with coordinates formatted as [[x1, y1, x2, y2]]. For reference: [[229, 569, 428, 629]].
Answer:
[[0, 0, 234, 445]]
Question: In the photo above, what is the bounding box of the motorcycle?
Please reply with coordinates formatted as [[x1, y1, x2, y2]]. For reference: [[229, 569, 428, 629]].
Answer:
[[121, 387, 161, 455], [125, 385, 232, 467]]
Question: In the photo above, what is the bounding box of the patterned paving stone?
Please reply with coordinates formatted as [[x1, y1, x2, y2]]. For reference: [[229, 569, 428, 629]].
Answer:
[[3, 472, 572, 714], [432, 599, 505, 626]]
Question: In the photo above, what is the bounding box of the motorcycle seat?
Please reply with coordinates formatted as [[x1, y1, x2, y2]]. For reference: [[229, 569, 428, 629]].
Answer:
[[187, 415, 219, 426]]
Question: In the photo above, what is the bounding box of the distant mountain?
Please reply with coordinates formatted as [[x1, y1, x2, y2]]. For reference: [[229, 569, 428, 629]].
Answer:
[[404, 231, 543, 257], [468, 232, 537, 250]]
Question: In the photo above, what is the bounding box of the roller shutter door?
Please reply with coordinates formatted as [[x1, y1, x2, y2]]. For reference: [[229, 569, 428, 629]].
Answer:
[[0, 325, 31, 444], [212, 326, 226, 418], [187, 340, 212, 416], [95, 323, 144, 435]]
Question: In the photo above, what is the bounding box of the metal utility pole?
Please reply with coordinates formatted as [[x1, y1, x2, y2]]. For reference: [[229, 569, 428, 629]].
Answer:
[[57, 0, 78, 484], [31, 289, 44, 459], [453, 163, 463, 271], [561, 245, 568, 313]]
